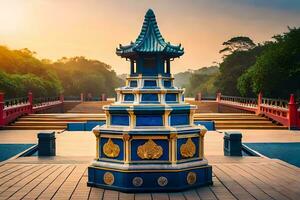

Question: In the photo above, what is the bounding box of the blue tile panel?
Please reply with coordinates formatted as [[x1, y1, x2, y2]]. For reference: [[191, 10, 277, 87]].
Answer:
[[194, 121, 215, 131], [141, 94, 159, 102], [170, 114, 189, 126], [100, 138, 124, 161], [124, 94, 134, 102], [144, 80, 157, 87], [163, 80, 172, 88], [130, 80, 137, 87], [67, 123, 85, 131], [86, 121, 106, 131], [165, 93, 177, 102], [177, 137, 199, 160], [111, 115, 130, 126], [136, 115, 163, 126], [130, 139, 169, 161], [0, 144, 35, 162]]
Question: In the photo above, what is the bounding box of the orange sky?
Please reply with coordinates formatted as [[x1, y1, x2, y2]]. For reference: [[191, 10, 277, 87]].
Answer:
[[0, 0, 300, 74]]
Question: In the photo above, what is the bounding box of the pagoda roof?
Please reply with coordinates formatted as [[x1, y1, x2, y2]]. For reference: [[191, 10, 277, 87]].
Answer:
[[116, 9, 184, 58]]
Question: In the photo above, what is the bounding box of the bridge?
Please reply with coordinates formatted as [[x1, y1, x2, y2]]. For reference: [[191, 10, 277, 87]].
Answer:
[[1, 91, 299, 130]]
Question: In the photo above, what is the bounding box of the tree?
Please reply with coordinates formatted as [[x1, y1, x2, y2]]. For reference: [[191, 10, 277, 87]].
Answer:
[[219, 36, 256, 56], [238, 27, 300, 98]]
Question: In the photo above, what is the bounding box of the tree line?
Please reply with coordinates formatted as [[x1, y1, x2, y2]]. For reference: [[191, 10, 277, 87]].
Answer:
[[0, 46, 123, 99], [182, 27, 300, 99]]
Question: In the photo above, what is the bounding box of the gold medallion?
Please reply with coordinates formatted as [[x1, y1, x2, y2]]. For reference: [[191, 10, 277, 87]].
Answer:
[[103, 172, 114, 185], [180, 138, 196, 158], [137, 139, 163, 159], [187, 172, 197, 185], [103, 138, 120, 158]]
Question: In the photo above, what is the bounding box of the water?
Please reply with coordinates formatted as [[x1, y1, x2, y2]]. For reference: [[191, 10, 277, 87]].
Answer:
[[244, 142, 300, 167], [0, 144, 35, 162]]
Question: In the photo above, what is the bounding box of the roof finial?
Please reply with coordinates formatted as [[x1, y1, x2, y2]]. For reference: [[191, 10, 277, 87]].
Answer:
[[146, 9, 155, 17]]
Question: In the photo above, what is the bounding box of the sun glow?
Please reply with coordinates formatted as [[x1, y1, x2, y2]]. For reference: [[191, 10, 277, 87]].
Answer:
[[0, 1, 25, 34]]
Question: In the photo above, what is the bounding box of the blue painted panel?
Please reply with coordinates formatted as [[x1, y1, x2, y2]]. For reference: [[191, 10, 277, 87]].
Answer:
[[163, 80, 171, 88], [165, 93, 177, 102], [67, 123, 85, 131], [100, 138, 124, 161], [124, 94, 134, 102], [136, 115, 163, 126], [111, 115, 129, 126], [131, 139, 169, 161], [194, 121, 215, 131], [130, 80, 137, 87], [141, 94, 158, 102], [85, 121, 106, 131], [87, 165, 212, 192], [170, 114, 189, 126], [0, 144, 35, 162], [177, 137, 199, 160], [144, 80, 157, 87]]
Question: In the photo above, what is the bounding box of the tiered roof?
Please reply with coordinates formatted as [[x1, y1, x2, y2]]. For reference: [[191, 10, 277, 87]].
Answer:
[[116, 9, 184, 58]]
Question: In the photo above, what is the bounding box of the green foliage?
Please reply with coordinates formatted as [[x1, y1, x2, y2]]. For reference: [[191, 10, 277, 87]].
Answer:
[[219, 36, 256, 55], [238, 27, 300, 98], [215, 45, 265, 96], [181, 66, 219, 97], [0, 46, 123, 99]]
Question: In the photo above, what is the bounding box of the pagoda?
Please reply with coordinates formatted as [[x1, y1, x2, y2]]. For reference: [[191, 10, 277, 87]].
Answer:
[[88, 9, 212, 192]]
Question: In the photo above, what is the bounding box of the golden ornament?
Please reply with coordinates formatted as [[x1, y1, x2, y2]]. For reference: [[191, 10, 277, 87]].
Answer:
[[187, 172, 197, 185], [103, 172, 114, 185], [103, 138, 120, 158], [137, 139, 163, 159], [180, 138, 196, 158]]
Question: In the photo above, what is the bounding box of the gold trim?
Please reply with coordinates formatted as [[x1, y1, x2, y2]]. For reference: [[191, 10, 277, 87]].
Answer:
[[180, 138, 196, 158], [103, 139, 120, 158], [89, 164, 211, 173], [137, 139, 163, 159]]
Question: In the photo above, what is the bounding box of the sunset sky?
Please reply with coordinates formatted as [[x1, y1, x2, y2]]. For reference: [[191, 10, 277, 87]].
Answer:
[[0, 0, 300, 74]]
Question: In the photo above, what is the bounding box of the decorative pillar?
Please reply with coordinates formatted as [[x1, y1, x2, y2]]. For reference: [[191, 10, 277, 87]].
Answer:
[[123, 133, 131, 164], [80, 93, 84, 102], [60, 93, 64, 102], [216, 92, 221, 103], [288, 94, 298, 130], [197, 93, 202, 102], [170, 133, 177, 164], [256, 92, 262, 115], [28, 91, 33, 114], [0, 93, 4, 126]]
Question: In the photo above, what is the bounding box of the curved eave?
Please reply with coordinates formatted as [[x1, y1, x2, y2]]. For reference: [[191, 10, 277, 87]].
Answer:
[[116, 49, 184, 58]]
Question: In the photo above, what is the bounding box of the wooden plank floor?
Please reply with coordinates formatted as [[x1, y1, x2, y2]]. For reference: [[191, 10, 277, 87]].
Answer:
[[0, 160, 299, 200]]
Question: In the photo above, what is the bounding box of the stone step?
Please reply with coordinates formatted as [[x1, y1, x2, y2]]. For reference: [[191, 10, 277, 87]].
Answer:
[[3, 125, 66, 130], [216, 125, 287, 129]]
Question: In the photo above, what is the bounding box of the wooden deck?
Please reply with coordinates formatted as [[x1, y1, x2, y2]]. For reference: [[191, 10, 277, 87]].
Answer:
[[1, 157, 300, 200]]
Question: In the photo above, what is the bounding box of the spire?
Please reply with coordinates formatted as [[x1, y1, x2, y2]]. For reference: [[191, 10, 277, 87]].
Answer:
[[116, 9, 184, 58]]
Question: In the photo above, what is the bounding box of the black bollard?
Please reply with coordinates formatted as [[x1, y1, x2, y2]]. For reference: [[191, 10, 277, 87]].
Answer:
[[224, 131, 242, 156], [38, 131, 56, 156]]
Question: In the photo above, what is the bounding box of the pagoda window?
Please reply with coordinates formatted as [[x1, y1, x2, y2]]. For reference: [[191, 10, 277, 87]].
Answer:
[[129, 80, 138, 87], [143, 57, 156, 75], [141, 93, 159, 102], [165, 59, 170, 74], [165, 93, 178, 102], [170, 114, 189, 126], [124, 94, 134, 102], [144, 80, 157, 87], [136, 115, 163, 126], [111, 114, 130, 126], [163, 80, 172, 88]]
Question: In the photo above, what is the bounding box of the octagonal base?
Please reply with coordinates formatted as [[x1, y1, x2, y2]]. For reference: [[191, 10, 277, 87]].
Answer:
[[87, 162, 212, 192]]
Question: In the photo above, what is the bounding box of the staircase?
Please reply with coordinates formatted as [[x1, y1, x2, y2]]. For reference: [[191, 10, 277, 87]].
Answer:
[[194, 113, 287, 130], [4, 113, 106, 130], [65, 101, 113, 113]]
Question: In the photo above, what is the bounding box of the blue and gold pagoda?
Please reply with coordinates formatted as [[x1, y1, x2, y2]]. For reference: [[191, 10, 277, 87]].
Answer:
[[88, 9, 212, 192]]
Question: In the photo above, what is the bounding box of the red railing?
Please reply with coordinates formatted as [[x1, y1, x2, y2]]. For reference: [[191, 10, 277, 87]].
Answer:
[[213, 92, 300, 130], [0, 92, 63, 127]]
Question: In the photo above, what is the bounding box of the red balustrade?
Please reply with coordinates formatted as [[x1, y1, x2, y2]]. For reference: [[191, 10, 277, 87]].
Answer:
[[0, 92, 63, 127], [216, 92, 300, 130]]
